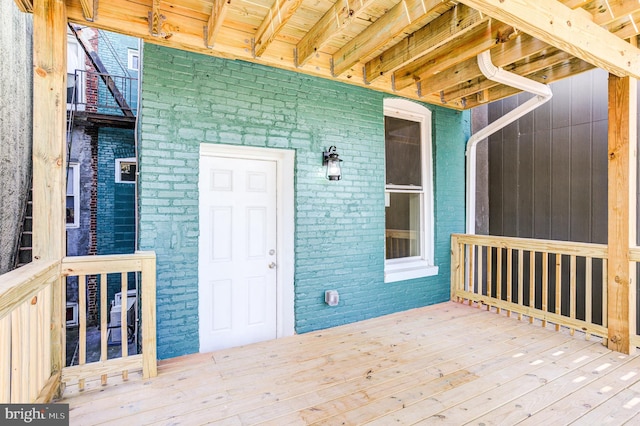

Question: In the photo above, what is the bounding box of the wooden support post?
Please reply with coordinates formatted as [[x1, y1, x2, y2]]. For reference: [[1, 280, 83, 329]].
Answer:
[[32, 0, 67, 386], [141, 253, 157, 378], [607, 73, 637, 354]]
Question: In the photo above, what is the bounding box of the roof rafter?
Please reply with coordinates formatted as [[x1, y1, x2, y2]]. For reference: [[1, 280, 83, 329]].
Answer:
[[456, 0, 640, 79], [13, 0, 33, 13], [253, 0, 304, 57], [364, 4, 488, 83], [79, 0, 96, 22], [393, 20, 513, 91], [417, 33, 549, 96], [441, 48, 573, 103], [204, 0, 231, 48], [295, 0, 380, 67], [331, 0, 453, 77], [460, 56, 594, 109]]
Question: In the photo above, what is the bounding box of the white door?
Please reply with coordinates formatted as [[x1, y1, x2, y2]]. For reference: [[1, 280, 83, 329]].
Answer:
[[198, 155, 278, 352]]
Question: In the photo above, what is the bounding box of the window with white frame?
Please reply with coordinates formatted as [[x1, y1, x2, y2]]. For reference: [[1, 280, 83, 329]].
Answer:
[[128, 49, 139, 71], [384, 98, 437, 283], [116, 158, 137, 183], [66, 163, 80, 229]]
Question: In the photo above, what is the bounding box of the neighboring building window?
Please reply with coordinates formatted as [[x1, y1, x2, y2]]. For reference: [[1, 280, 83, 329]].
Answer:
[[66, 33, 85, 108], [66, 163, 80, 229], [384, 98, 437, 283], [128, 49, 139, 70], [116, 158, 137, 183]]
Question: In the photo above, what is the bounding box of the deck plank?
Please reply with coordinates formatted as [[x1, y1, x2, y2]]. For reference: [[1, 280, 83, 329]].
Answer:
[[59, 301, 640, 425]]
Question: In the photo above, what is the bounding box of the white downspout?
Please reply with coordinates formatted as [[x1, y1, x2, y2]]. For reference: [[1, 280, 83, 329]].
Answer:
[[466, 51, 553, 234]]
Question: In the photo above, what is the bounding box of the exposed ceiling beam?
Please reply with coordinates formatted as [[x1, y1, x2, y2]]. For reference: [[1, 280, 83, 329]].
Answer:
[[253, 0, 304, 57], [149, 0, 165, 38], [331, 0, 450, 77], [418, 33, 549, 95], [295, 0, 379, 67], [13, 0, 33, 13], [393, 20, 513, 91], [79, 0, 96, 22], [590, 0, 640, 26], [460, 56, 594, 109], [441, 48, 573, 103], [364, 4, 488, 83], [204, 0, 231, 48], [456, 0, 640, 79]]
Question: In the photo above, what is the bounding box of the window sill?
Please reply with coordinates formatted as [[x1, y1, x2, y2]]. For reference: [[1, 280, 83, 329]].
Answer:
[[384, 261, 438, 283]]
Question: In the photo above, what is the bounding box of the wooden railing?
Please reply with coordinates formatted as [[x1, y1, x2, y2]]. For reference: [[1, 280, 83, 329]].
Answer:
[[60, 252, 157, 390], [0, 251, 156, 403], [451, 234, 609, 340], [386, 229, 417, 259], [0, 260, 61, 403]]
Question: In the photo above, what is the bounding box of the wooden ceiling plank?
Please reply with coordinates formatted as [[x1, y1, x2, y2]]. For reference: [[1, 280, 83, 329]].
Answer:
[[79, 0, 96, 22], [364, 4, 488, 83], [13, 0, 33, 13], [393, 20, 513, 91], [296, 0, 380, 67], [456, 0, 640, 79], [591, 1, 640, 26], [331, 0, 447, 77], [253, 0, 304, 57], [205, 0, 232, 48]]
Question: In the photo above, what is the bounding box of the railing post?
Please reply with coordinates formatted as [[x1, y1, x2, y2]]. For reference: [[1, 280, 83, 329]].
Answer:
[[607, 73, 637, 354], [451, 235, 461, 301], [32, 0, 68, 398], [140, 252, 157, 378]]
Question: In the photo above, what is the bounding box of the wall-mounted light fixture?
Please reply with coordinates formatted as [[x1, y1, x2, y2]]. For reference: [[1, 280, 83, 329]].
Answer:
[[322, 146, 342, 181]]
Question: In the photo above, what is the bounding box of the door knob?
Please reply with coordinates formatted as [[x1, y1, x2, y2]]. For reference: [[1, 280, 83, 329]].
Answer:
[[268, 262, 277, 269]]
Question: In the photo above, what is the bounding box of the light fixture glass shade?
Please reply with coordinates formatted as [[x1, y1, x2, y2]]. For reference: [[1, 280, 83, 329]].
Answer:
[[326, 156, 342, 180]]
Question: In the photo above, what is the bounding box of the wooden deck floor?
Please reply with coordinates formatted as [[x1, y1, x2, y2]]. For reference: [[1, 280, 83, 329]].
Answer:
[[60, 302, 640, 425]]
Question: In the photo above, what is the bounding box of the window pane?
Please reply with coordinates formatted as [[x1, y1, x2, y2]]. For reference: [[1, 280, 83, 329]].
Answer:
[[119, 162, 136, 182], [66, 196, 75, 224], [385, 116, 421, 186], [385, 192, 421, 259], [66, 167, 74, 195]]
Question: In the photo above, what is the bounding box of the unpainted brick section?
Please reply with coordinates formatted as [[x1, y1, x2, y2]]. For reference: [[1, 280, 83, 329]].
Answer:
[[140, 44, 469, 360]]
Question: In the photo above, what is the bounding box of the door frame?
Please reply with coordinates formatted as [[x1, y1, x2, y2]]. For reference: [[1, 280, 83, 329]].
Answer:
[[199, 143, 295, 340]]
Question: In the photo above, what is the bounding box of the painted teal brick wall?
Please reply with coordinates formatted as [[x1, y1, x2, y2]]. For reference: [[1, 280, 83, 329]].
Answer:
[[97, 128, 136, 301], [139, 44, 468, 359]]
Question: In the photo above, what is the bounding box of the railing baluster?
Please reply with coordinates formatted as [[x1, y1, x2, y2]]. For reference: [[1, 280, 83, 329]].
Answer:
[[569, 255, 576, 336], [477, 245, 484, 308], [542, 252, 548, 327], [585, 256, 592, 338], [602, 259, 608, 329], [468, 244, 475, 306], [487, 246, 493, 311], [506, 248, 512, 317], [100, 273, 108, 386], [79, 274, 87, 391], [555, 253, 562, 331], [496, 247, 502, 314], [517, 249, 523, 320], [141, 253, 157, 379], [529, 251, 535, 324], [29, 293, 38, 400], [121, 272, 129, 381]]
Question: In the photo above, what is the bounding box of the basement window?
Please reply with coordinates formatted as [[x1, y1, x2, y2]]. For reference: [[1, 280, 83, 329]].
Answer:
[[384, 99, 437, 283], [66, 163, 80, 229], [116, 158, 137, 183]]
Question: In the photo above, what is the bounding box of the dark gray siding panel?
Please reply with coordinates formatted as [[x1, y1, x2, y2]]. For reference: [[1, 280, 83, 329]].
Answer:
[[533, 129, 552, 239], [570, 122, 593, 243], [551, 126, 571, 241]]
